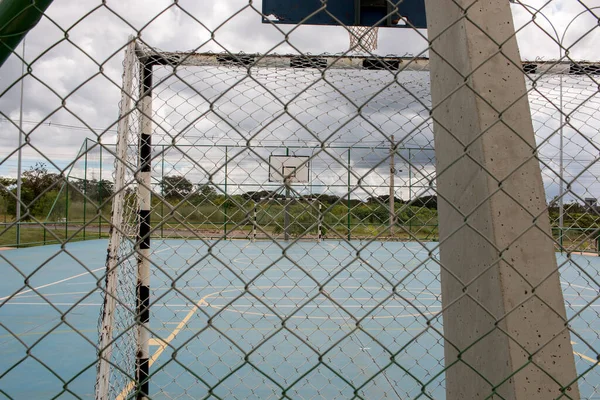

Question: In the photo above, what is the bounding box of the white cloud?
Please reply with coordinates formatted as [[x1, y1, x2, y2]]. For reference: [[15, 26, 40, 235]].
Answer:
[[1, 0, 600, 203]]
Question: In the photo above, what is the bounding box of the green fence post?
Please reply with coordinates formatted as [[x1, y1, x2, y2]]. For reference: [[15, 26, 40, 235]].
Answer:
[[16, 218, 20, 248], [65, 181, 68, 240], [161, 146, 164, 239], [83, 139, 87, 240], [98, 143, 102, 239], [224, 145, 228, 239], [408, 148, 412, 235], [347, 148, 351, 241]]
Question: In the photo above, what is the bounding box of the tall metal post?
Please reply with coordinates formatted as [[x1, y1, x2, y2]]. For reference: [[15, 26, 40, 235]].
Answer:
[[284, 178, 291, 241], [224, 146, 228, 239], [318, 201, 322, 242], [65, 181, 68, 239], [408, 149, 412, 202], [408, 148, 412, 233], [347, 148, 351, 241], [284, 147, 290, 240], [98, 144, 102, 238], [558, 69, 564, 250], [136, 59, 153, 400], [252, 203, 257, 242], [15, 38, 26, 248], [83, 139, 88, 240], [161, 146, 164, 239], [389, 135, 395, 236]]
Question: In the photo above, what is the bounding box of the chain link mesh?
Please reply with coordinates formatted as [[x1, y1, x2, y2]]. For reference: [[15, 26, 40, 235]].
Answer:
[[1, 1, 600, 399]]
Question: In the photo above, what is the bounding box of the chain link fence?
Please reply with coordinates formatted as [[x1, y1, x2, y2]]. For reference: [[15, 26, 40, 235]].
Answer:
[[1, 1, 600, 399]]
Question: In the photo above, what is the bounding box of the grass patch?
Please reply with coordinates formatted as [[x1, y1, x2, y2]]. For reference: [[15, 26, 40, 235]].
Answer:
[[0, 225, 108, 248]]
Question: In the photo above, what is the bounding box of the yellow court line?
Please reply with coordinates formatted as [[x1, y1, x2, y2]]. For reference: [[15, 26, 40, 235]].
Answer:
[[115, 291, 217, 400], [570, 340, 598, 365], [115, 291, 599, 399], [573, 351, 598, 364], [148, 338, 165, 347]]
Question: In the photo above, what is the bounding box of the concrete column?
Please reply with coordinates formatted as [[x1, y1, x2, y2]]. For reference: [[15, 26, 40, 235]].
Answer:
[[422, 1, 580, 399]]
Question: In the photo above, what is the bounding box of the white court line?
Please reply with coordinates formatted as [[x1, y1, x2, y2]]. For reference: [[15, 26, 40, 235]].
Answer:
[[561, 281, 600, 293], [3, 291, 92, 299], [0, 267, 105, 301], [207, 303, 443, 309], [150, 285, 438, 292], [3, 302, 103, 306], [7, 302, 600, 309]]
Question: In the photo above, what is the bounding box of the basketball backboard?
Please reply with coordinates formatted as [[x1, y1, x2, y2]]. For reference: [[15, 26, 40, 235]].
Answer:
[[269, 155, 310, 183], [262, 0, 426, 29]]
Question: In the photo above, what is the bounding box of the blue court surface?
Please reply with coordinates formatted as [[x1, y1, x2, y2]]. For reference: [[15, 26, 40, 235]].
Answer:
[[1, 239, 599, 399]]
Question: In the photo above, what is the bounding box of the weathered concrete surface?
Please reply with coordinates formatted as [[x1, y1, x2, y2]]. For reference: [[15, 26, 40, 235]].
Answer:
[[422, 1, 580, 399]]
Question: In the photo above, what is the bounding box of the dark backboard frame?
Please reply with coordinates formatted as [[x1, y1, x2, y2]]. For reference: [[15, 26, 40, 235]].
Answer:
[[261, 0, 426, 29]]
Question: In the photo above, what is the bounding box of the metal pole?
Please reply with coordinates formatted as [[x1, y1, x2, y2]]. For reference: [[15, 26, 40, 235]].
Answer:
[[83, 139, 87, 240], [318, 201, 322, 242], [284, 179, 290, 241], [408, 148, 412, 234], [136, 60, 153, 400], [15, 37, 25, 248], [161, 146, 164, 239], [347, 148, 351, 241], [389, 135, 395, 236], [408, 149, 412, 202], [252, 203, 257, 242], [224, 146, 228, 239], [98, 144, 102, 239], [558, 67, 564, 251], [284, 147, 290, 241], [65, 181, 68, 239]]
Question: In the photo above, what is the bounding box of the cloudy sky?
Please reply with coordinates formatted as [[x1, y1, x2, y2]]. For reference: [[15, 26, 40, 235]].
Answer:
[[1, 0, 600, 202]]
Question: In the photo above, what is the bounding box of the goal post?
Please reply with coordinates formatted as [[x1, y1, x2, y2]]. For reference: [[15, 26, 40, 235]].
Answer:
[[95, 38, 597, 399], [95, 38, 150, 400]]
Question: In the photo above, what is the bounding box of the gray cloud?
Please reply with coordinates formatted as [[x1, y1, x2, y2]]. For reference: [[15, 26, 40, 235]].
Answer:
[[1, 0, 600, 203]]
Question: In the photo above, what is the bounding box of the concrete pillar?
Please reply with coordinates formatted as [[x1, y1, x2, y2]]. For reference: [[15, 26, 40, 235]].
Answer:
[[422, 1, 580, 399]]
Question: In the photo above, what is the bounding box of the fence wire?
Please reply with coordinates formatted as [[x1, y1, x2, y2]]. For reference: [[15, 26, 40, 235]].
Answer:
[[1, 1, 600, 399]]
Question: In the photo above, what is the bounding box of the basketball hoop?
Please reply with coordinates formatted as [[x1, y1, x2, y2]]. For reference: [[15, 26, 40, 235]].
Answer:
[[348, 26, 379, 52]]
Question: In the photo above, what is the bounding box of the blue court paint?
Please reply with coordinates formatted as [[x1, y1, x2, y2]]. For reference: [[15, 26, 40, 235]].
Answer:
[[0, 239, 599, 398]]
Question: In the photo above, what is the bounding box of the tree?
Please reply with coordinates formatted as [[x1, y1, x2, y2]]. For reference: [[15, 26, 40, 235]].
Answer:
[[242, 190, 273, 202], [197, 183, 217, 203], [159, 175, 193, 199], [0, 177, 16, 201], [411, 195, 437, 210], [22, 162, 60, 199], [96, 179, 114, 202], [2, 163, 61, 219], [69, 178, 114, 202]]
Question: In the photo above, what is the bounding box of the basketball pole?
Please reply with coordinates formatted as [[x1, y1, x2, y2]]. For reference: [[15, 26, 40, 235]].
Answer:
[[284, 177, 290, 241]]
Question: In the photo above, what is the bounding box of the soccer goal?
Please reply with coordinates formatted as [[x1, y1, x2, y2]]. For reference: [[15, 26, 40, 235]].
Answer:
[[95, 38, 600, 399], [94, 38, 436, 399]]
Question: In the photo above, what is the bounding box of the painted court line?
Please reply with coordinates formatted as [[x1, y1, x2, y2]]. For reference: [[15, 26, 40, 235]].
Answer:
[[3, 291, 92, 299], [561, 282, 600, 293], [0, 267, 104, 301], [573, 351, 598, 364], [115, 290, 218, 400]]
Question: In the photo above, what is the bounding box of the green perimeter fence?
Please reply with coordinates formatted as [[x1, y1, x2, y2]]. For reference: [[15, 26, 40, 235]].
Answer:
[[2, 140, 599, 251]]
